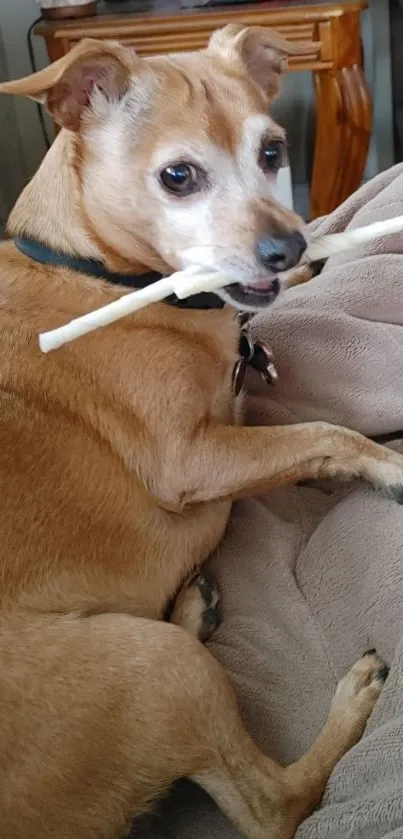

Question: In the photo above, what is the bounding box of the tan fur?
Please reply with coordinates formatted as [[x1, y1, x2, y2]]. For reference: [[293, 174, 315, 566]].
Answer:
[[0, 28, 400, 839]]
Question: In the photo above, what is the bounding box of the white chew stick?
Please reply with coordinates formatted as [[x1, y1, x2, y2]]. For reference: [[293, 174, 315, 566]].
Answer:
[[39, 276, 172, 353], [173, 268, 224, 298], [305, 214, 403, 262], [38, 213, 403, 353], [38, 268, 225, 353]]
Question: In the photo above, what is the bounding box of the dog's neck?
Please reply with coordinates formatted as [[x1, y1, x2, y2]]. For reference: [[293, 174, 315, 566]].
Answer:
[[8, 132, 147, 274], [8, 133, 99, 260]]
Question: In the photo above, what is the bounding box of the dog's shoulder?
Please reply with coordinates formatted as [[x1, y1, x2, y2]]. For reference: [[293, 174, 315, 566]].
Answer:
[[0, 247, 239, 436]]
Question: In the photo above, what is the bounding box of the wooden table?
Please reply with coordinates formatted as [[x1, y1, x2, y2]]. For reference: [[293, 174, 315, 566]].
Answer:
[[35, 0, 371, 218]]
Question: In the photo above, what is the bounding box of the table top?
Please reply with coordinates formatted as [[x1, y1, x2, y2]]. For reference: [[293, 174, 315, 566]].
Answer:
[[36, 0, 368, 35]]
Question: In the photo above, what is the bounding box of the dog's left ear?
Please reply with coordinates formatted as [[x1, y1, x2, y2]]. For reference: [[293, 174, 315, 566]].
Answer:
[[0, 39, 138, 130], [208, 24, 319, 100]]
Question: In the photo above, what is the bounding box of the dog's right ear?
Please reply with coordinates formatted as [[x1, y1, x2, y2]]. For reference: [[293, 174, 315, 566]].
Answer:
[[208, 24, 319, 101], [0, 39, 137, 131]]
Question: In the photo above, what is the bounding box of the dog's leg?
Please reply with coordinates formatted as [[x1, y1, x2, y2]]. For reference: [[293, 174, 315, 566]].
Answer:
[[170, 570, 221, 641], [194, 651, 387, 839], [1, 615, 386, 839], [282, 260, 326, 289], [176, 422, 403, 505]]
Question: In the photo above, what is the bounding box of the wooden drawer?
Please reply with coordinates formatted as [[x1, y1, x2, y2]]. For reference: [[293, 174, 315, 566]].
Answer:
[[72, 21, 315, 51], [42, 12, 329, 70]]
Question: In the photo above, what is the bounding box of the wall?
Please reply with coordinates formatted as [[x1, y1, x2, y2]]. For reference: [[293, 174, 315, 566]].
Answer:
[[0, 25, 27, 221], [0, 0, 51, 182], [0, 0, 395, 221]]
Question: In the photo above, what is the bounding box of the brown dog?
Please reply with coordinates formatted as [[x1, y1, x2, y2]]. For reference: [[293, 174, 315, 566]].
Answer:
[[0, 27, 401, 839]]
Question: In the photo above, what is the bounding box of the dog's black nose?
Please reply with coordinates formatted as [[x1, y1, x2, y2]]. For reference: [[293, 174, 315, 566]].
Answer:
[[256, 231, 306, 272]]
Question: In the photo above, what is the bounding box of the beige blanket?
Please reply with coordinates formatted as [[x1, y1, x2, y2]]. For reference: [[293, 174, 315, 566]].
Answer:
[[133, 163, 403, 839]]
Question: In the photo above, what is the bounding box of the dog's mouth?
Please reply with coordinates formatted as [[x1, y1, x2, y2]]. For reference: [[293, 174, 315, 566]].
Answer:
[[223, 276, 280, 310], [179, 249, 283, 311]]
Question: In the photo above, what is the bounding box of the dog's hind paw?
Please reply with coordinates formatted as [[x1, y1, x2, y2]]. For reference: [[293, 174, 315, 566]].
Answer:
[[329, 651, 388, 748], [360, 447, 403, 503]]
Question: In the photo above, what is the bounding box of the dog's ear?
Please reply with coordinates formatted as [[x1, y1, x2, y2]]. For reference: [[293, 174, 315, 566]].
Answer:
[[0, 39, 137, 130], [208, 24, 319, 100]]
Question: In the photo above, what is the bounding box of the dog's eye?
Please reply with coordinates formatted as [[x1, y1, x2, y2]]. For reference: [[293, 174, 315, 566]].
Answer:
[[259, 140, 284, 174], [159, 162, 204, 196]]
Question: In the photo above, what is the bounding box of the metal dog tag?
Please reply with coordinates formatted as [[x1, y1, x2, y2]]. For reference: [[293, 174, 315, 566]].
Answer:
[[233, 314, 278, 395], [232, 358, 247, 396], [250, 341, 278, 386]]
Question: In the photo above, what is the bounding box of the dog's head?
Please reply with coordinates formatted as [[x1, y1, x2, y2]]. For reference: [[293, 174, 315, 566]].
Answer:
[[0, 28, 315, 310]]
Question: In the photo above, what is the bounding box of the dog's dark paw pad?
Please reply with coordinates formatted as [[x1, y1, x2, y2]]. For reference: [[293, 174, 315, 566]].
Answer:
[[389, 485, 403, 504], [191, 570, 219, 609], [191, 572, 221, 643], [376, 663, 390, 683], [198, 605, 222, 643]]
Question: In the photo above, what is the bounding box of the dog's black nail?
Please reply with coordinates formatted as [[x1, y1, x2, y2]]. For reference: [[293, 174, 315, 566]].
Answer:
[[376, 664, 390, 683], [203, 606, 221, 631], [364, 649, 377, 657], [389, 485, 403, 504]]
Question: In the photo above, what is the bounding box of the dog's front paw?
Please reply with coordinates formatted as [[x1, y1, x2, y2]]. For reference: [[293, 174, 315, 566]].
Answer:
[[170, 570, 221, 642], [329, 651, 388, 748], [362, 447, 403, 503]]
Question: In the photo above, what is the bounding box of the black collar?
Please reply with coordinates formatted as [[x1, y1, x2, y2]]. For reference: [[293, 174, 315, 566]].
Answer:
[[14, 237, 279, 392], [14, 236, 224, 311]]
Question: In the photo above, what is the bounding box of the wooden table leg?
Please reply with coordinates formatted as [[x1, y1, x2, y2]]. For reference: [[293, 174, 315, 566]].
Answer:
[[310, 14, 372, 219]]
